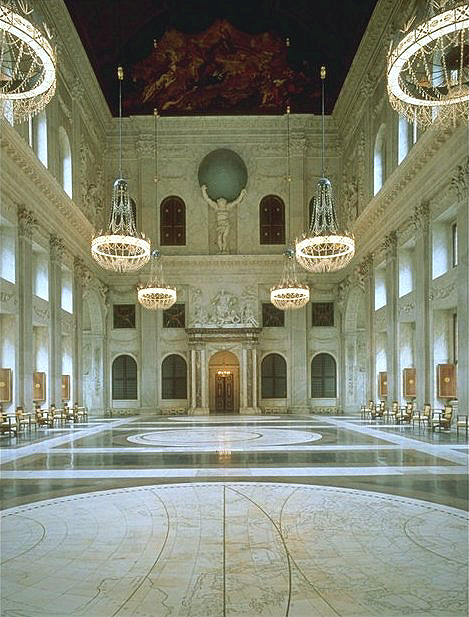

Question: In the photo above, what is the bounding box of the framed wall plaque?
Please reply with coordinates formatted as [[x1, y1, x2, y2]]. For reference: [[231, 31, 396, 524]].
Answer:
[[0, 368, 12, 402], [437, 363, 456, 398], [403, 368, 416, 398], [33, 371, 46, 402], [378, 371, 387, 398], [62, 374, 70, 401]]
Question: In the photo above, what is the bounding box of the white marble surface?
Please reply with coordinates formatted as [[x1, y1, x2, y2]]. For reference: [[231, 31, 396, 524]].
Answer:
[[2, 483, 467, 617], [127, 427, 323, 447]]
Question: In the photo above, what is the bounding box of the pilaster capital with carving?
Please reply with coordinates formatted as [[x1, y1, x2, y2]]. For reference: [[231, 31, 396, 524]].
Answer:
[[49, 234, 65, 262], [73, 257, 92, 288], [136, 136, 155, 158], [17, 206, 37, 239], [356, 253, 373, 291], [382, 230, 397, 258], [450, 157, 469, 203], [289, 135, 306, 156], [72, 77, 85, 102], [412, 200, 430, 234]]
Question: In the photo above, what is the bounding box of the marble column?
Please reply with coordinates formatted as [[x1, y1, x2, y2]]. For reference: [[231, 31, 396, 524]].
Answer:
[[413, 202, 431, 409], [289, 128, 306, 239], [384, 231, 398, 407], [240, 344, 261, 415], [189, 345, 208, 415], [452, 163, 469, 418], [72, 257, 87, 406], [358, 254, 374, 400], [16, 207, 36, 410], [290, 304, 309, 413], [140, 305, 157, 413], [48, 234, 64, 405]]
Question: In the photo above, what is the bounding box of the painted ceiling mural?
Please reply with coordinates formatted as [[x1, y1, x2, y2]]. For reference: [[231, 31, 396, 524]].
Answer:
[[126, 20, 316, 115]]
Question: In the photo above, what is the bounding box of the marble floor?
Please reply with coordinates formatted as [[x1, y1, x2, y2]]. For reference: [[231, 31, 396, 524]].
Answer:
[[1, 414, 468, 617]]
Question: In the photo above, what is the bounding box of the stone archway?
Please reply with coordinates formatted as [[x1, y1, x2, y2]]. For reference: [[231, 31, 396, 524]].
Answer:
[[208, 350, 240, 413]]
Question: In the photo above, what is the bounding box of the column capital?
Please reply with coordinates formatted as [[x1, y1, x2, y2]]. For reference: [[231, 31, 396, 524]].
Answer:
[[73, 257, 92, 287], [17, 206, 37, 239], [49, 234, 65, 262], [450, 157, 469, 203], [382, 230, 397, 258], [356, 253, 373, 291], [411, 200, 430, 234]]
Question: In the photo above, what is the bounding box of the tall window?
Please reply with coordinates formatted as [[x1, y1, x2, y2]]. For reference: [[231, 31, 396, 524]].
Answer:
[[452, 222, 458, 267], [311, 353, 336, 398], [58, 127, 72, 197], [162, 354, 187, 399], [112, 355, 137, 400], [373, 124, 386, 195], [36, 110, 48, 167], [397, 115, 410, 164], [160, 196, 186, 245], [261, 353, 287, 398], [259, 195, 285, 244]]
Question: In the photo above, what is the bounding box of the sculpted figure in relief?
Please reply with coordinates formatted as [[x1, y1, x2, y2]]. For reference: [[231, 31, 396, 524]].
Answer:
[[201, 185, 246, 253]]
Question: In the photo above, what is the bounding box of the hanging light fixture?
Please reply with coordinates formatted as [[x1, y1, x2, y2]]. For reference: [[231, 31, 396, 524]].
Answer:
[[296, 67, 355, 273], [137, 109, 176, 310], [0, 0, 56, 122], [387, 1, 469, 127], [91, 66, 150, 272], [137, 250, 176, 310], [271, 247, 310, 309], [270, 107, 310, 310]]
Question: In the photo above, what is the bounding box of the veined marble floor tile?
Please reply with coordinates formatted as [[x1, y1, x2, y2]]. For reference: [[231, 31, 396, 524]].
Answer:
[[1, 483, 467, 617]]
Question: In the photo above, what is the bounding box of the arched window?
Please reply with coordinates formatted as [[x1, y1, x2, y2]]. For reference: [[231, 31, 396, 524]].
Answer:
[[311, 353, 336, 398], [160, 196, 186, 245], [162, 354, 187, 399], [259, 195, 285, 244], [373, 124, 386, 195], [261, 353, 287, 398], [58, 126, 72, 197], [112, 355, 137, 400]]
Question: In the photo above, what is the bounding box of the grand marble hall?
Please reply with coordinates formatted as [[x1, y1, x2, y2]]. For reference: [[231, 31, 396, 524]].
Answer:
[[0, 0, 468, 615]]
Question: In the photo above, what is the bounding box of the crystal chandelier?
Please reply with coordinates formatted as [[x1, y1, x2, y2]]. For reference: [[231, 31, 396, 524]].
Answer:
[[271, 248, 310, 310], [137, 250, 176, 310], [91, 67, 150, 272], [387, 1, 469, 127], [0, 0, 56, 122], [296, 67, 355, 273]]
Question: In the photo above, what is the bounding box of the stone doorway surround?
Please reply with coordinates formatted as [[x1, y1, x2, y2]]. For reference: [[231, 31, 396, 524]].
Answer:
[[186, 328, 261, 415]]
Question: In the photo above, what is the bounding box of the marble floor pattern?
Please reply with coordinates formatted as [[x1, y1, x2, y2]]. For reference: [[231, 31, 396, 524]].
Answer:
[[1, 414, 468, 617]]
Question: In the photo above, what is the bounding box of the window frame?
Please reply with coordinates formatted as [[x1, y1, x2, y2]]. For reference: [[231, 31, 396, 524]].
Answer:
[[259, 195, 285, 245], [160, 196, 186, 246], [112, 354, 138, 400], [162, 354, 188, 399], [311, 353, 337, 398], [261, 353, 287, 399]]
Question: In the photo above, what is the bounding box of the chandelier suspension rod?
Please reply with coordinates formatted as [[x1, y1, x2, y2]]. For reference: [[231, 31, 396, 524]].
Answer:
[[287, 105, 291, 206], [118, 66, 123, 178], [320, 65, 325, 177]]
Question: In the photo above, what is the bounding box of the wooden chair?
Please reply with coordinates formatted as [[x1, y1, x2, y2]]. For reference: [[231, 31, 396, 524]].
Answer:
[[456, 415, 468, 436], [371, 401, 385, 420], [35, 406, 51, 428], [419, 403, 432, 429], [432, 405, 453, 432], [15, 406, 32, 433], [387, 400, 399, 423], [0, 410, 16, 435], [397, 402, 413, 424]]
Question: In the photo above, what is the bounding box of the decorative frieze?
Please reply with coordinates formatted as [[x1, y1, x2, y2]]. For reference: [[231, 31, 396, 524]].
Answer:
[[412, 200, 430, 234], [356, 253, 373, 291], [430, 281, 456, 301], [382, 231, 397, 258]]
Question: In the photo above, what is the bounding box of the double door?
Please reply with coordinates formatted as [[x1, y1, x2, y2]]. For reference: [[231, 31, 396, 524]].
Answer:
[[215, 373, 234, 413]]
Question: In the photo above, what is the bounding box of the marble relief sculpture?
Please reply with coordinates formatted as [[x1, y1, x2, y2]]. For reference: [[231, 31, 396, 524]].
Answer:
[[201, 184, 246, 253], [189, 287, 258, 328]]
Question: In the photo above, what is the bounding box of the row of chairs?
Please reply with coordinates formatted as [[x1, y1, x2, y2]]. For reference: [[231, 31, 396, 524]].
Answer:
[[361, 400, 467, 433], [1, 403, 88, 436]]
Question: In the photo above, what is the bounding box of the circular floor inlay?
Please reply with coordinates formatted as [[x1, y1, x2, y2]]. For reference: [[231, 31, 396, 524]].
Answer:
[[1, 484, 467, 617], [126, 427, 322, 447]]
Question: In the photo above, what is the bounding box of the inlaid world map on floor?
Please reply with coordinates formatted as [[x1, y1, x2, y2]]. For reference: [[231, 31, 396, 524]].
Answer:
[[2, 482, 467, 617]]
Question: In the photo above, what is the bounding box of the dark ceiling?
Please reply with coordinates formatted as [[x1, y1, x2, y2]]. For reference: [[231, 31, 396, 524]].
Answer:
[[64, 0, 378, 116]]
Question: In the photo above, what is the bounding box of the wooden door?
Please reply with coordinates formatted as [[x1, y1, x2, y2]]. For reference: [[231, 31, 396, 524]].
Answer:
[[215, 374, 234, 413]]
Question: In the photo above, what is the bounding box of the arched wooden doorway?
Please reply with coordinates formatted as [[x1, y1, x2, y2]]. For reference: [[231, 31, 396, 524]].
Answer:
[[208, 351, 240, 414]]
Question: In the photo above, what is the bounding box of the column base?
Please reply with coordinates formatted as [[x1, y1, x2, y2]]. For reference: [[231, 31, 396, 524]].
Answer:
[[239, 407, 262, 415], [189, 407, 210, 416]]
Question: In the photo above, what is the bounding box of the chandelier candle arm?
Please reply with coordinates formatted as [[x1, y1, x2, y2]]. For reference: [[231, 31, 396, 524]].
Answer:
[[295, 66, 355, 273], [91, 66, 150, 272]]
